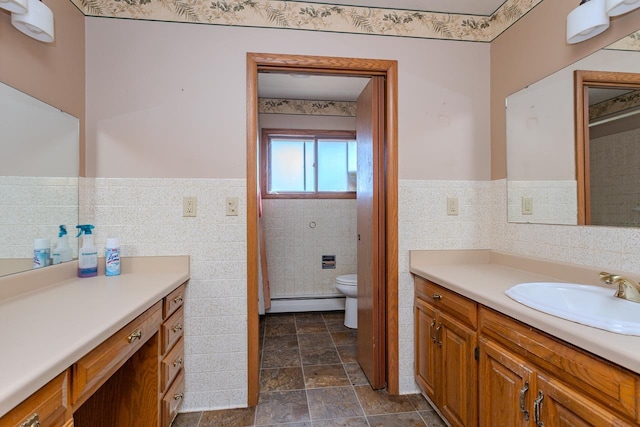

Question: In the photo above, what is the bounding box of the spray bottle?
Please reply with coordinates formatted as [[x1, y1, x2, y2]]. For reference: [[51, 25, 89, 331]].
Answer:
[[52, 225, 73, 265], [76, 224, 97, 277]]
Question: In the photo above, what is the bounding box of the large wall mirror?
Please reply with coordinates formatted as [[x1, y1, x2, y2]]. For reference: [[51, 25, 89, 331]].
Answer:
[[0, 82, 79, 276], [506, 30, 640, 226]]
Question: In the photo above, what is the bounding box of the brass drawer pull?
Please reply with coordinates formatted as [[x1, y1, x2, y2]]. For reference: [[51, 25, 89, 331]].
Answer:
[[429, 320, 437, 343], [20, 413, 40, 427], [533, 390, 544, 426], [519, 381, 530, 421], [127, 329, 142, 343], [174, 392, 184, 401], [173, 356, 183, 368], [432, 293, 442, 300], [172, 323, 183, 333], [435, 323, 443, 347], [174, 295, 184, 305]]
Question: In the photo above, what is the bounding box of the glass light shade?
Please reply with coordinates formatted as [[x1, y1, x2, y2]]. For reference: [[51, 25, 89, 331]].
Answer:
[[11, 0, 54, 43], [605, 0, 640, 16], [0, 0, 27, 14], [567, 0, 610, 44]]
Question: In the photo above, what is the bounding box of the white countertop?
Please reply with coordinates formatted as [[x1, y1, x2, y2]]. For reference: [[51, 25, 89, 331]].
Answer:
[[0, 257, 189, 418], [410, 250, 640, 375]]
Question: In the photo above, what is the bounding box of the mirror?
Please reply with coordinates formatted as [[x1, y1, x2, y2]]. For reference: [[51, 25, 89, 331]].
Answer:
[[506, 30, 640, 225], [0, 82, 79, 276]]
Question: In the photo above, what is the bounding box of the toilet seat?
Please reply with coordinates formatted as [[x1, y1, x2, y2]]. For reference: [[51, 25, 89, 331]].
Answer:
[[336, 274, 357, 286]]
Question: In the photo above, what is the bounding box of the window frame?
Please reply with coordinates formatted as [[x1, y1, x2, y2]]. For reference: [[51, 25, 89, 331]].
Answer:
[[260, 128, 357, 199]]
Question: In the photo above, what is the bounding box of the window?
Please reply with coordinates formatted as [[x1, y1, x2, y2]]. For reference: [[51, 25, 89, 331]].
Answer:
[[261, 129, 357, 198]]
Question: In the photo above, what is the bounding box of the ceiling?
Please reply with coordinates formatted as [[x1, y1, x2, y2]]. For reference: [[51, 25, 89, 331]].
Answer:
[[299, 0, 506, 16]]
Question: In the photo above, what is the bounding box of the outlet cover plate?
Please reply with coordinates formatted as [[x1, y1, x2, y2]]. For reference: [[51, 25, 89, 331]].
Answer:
[[183, 196, 197, 217]]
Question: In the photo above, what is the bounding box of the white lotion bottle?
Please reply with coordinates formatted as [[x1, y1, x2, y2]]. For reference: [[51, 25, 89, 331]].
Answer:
[[33, 238, 51, 269]]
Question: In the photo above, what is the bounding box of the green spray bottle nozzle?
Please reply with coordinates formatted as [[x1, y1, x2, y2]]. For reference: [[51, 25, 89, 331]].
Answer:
[[76, 224, 95, 237], [59, 225, 67, 238]]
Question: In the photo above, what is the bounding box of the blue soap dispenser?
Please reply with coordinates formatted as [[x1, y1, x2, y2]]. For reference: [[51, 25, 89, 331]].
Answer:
[[76, 224, 98, 277]]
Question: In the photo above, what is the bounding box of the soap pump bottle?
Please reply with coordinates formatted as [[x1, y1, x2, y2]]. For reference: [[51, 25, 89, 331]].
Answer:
[[52, 225, 73, 265], [76, 224, 98, 277]]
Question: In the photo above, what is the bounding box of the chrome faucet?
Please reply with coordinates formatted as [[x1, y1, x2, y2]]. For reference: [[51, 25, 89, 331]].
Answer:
[[599, 272, 640, 303]]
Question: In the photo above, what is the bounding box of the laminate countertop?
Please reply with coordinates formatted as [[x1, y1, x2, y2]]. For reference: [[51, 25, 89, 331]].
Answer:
[[410, 250, 640, 375], [0, 256, 189, 418]]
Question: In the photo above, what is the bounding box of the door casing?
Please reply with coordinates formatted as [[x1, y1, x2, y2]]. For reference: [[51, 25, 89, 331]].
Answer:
[[246, 52, 399, 406]]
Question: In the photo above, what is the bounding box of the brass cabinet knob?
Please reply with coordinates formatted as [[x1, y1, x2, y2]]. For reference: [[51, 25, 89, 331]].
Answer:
[[127, 329, 142, 343], [432, 293, 442, 300], [172, 324, 183, 333], [174, 295, 184, 305], [173, 357, 183, 368], [20, 413, 40, 427], [174, 392, 184, 401]]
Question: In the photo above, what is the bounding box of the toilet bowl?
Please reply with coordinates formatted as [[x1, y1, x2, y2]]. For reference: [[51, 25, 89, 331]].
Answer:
[[335, 274, 358, 329]]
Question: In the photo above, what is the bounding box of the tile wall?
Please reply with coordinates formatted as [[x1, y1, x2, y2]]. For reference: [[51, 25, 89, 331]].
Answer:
[[80, 177, 248, 411], [261, 198, 357, 298], [0, 176, 78, 259], [507, 180, 577, 225]]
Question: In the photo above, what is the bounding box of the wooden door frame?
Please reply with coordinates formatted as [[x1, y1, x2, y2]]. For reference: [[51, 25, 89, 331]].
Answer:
[[246, 52, 399, 406]]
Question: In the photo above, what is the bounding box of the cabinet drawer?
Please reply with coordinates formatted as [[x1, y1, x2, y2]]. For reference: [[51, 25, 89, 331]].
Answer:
[[162, 306, 184, 354], [161, 337, 184, 393], [164, 283, 186, 319], [415, 276, 477, 328], [72, 302, 162, 407], [161, 370, 185, 427], [0, 370, 70, 427], [479, 307, 638, 422]]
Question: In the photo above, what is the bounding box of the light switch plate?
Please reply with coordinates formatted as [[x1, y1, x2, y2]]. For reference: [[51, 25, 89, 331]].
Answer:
[[226, 197, 239, 216], [522, 197, 533, 215]]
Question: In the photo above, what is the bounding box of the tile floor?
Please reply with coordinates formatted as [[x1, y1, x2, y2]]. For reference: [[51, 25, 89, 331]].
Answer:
[[173, 311, 446, 426]]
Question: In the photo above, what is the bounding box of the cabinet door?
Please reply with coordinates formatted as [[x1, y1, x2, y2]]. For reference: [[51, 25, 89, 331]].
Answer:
[[478, 337, 533, 427], [535, 374, 635, 427], [438, 310, 478, 427], [414, 297, 438, 402]]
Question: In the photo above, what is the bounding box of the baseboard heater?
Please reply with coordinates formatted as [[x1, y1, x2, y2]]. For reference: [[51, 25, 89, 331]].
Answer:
[[266, 295, 345, 313]]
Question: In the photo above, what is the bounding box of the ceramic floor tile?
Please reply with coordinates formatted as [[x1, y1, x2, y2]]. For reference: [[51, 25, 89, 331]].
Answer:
[[260, 367, 305, 392], [335, 345, 357, 363], [198, 407, 256, 427], [266, 323, 298, 337], [353, 386, 415, 416], [295, 321, 329, 334], [406, 393, 432, 411], [367, 412, 427, 427], [311, 417, 369, 426], [419, 410, 447, 427], [263, 334, 299, 351], [325, 320, 352, 333], [300, 346, 341, 366], [306, 386, 364, 421], [321, 311, 345, 322], [297, 333, 333, 349], [266, 313, 296, 324], [262, 348, 302, 368], [255, 390, 310, 425], [330, 331, 357, 346], [343, 363, 369, 386], [171, 411, 201, 427], [295, 312, 324, 322], [303, 364, 350, 388]]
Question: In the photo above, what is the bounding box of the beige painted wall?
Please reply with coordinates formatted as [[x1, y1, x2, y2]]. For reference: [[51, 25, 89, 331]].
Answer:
[[0, 0, 85, 173], [85, 18, 491, 180], [490, 0, 640, 180]]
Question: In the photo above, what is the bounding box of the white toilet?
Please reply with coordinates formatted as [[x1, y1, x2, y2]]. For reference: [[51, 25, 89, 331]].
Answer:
[[335, 274, 358, 329]]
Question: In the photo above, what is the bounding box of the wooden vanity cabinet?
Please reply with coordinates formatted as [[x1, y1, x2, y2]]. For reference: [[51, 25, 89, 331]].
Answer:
[[479, 307, 639, 427], [0, 371, 71, 427], [160, 283, 186, 427], [414, 276, 478, 427]]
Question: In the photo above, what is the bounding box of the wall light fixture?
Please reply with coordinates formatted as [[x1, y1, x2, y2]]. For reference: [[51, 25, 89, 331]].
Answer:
[[0, 0, 27, 14], [567, 0, 610, 44], [10, 0, 54, 43], [605, 0, 640, 16]]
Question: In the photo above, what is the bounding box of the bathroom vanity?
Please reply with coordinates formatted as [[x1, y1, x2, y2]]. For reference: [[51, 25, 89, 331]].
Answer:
[[411, 250, 640, 427], [0, 256, 189, 427]]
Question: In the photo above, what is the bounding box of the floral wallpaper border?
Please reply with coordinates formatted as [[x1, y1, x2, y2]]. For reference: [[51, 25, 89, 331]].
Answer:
[[605, 30, 640, 52], [73, 0, 543, 42], [258, 98, 356, 116], [589, 89, 640, 122]]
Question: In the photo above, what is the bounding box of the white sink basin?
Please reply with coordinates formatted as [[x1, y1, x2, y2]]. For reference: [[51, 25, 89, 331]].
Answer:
[[505, 282, 640, 336]]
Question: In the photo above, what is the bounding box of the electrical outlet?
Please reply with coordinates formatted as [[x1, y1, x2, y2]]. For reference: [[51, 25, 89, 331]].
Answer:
[[522, 197, 533, 215], [183, 196, 197, 217], [226, 197, 239, 216], [447, 197, 459, 216]]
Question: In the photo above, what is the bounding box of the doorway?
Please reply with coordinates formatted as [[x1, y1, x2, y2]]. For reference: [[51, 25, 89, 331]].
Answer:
[[246, 52, 399, 406]]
